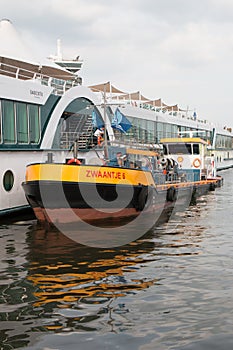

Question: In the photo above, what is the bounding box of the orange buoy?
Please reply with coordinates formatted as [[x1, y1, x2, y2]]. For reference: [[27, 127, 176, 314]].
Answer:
[[193, 158, 201, 168], [67, 158, 82, 165]]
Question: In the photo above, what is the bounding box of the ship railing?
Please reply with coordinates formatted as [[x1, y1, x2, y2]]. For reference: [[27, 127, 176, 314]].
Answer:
[[152, 169, 189, 185], [0, 62, 80, 95], [110, 140, 150, 151], [58, 131, 161, 157], [106, 95, 211, 126], [109, 138, 161, 151]]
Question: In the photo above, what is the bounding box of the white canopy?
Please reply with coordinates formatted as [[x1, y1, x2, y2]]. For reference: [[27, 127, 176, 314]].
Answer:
[[89, 81, 125, 94]]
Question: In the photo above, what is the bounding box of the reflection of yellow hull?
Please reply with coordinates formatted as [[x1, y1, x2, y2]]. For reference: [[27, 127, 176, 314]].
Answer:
[[29, 274, 155, 307], [27, 228, 158, 308]]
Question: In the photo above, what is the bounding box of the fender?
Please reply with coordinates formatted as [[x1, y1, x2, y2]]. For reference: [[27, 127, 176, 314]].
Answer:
[[137, 185, 153, 211], [166, 186, 177, 202]]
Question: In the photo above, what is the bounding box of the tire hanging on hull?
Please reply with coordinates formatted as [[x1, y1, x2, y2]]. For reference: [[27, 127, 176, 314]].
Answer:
[[136, 185, 153, 211], [166, 186, 177, 202]]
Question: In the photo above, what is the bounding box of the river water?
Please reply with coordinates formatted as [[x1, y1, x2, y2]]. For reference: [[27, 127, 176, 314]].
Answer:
[[1, 168, 233, 350]]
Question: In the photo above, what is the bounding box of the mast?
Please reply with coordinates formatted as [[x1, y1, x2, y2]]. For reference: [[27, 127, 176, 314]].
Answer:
[[56, 39, 62, 60], [103, 83, 109, 159]]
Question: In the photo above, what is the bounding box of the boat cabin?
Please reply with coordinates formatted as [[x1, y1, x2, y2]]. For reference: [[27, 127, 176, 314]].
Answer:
[[160, 137, 216, 181]]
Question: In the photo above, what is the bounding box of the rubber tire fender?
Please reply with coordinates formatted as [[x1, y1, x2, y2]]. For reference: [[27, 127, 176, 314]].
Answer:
[[166, 186, 177, 202], [137, 185, 153, 211]]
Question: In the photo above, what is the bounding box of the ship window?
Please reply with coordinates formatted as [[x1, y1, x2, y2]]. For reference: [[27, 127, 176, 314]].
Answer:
[[157, 122, 164, 141], [139, 119, 146, 142], [165, 124, 172, 138], [3, 170, 14, 191], [168, 143, 192, 154], [147, 120, 155, 142], [16, 102, 28, 143], [163, 145, 168, 155], [193, 143, 200, 154], [171, 124, 178, 137], [2, 100, 15, 143], [28, 105, 40, 143]]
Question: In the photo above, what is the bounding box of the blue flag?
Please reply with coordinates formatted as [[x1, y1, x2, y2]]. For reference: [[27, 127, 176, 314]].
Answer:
[[92, 108, 104, 129], [111, 108, 132, 133]]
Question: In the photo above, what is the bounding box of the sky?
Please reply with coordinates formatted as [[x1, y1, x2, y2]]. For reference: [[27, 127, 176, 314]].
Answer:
[[1, 0, 233, 126]]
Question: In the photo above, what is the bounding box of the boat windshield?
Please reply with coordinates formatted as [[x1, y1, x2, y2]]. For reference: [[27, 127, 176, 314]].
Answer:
[[167, 143, 200, 155]]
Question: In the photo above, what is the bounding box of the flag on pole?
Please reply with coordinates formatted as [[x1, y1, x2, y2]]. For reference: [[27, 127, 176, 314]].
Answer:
[[92, 108, 104, 129], [111, 108, 132, 133]]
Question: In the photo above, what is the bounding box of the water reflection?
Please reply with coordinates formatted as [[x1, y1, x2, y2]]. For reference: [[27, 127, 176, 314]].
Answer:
[[27, 227, 159, 309], [0, 196, 210, 349]]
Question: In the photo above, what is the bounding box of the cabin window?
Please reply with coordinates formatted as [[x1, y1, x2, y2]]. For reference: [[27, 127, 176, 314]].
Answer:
[[28, 105, 40, 143], [16, 102, 28, 143], [163, 145, 168, 155], [193, 144, 200, 154], [168, 143, 192, 154], [2, 100, 15, 143], [0, 100, 41, 146]]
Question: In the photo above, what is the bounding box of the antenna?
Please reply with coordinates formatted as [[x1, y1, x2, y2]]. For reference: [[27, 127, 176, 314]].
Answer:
[[56, 39, 62, 60]]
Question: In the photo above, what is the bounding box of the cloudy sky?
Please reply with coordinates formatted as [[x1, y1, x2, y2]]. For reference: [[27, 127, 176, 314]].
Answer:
[[2, 0, 233, 125]]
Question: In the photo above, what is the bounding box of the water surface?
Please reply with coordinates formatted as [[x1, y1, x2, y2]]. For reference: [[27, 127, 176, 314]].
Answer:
[[1, 169, 233, 349]]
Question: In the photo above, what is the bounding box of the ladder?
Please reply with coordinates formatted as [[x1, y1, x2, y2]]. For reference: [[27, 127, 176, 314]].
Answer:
[[60, 114, 93, 149]]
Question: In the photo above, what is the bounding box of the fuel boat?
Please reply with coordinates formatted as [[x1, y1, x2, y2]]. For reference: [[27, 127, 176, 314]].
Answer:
[[22, 136, 223, 229]]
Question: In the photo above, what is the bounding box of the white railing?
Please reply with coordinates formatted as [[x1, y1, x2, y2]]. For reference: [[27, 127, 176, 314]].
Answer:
[[0, 62, 81, 95], [105, 95, 211, 125]]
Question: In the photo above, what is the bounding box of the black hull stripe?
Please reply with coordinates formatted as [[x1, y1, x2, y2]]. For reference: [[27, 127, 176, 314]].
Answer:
[[22, 181, 151, 210]]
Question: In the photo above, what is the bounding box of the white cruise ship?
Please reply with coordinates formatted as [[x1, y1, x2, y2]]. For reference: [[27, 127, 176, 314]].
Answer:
[[0, 19, 232, 219]]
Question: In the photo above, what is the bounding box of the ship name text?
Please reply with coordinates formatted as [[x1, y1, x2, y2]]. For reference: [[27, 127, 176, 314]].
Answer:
[[85, 169, 126, 180], [30, 90, 43, 97]]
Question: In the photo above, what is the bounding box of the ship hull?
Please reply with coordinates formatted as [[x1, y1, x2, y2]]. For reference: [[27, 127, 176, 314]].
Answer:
[[22, 163, 222, 228], [22, 180, 149, 226]]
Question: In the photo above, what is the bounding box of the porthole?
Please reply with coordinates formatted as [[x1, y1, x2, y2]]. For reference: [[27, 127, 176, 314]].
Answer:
[[3, 170, 14, 192]]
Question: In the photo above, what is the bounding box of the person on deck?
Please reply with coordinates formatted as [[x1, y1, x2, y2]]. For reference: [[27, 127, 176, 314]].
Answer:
[[108, 152, 124, 167], [94, 127, 104, 146]]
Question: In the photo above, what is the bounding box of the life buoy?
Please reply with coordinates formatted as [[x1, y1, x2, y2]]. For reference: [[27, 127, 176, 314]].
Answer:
[[67, 158, 82, 165], [177, 156, 183, 163], [166, 186, 177, 202], [193, 158, 201, 168]]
